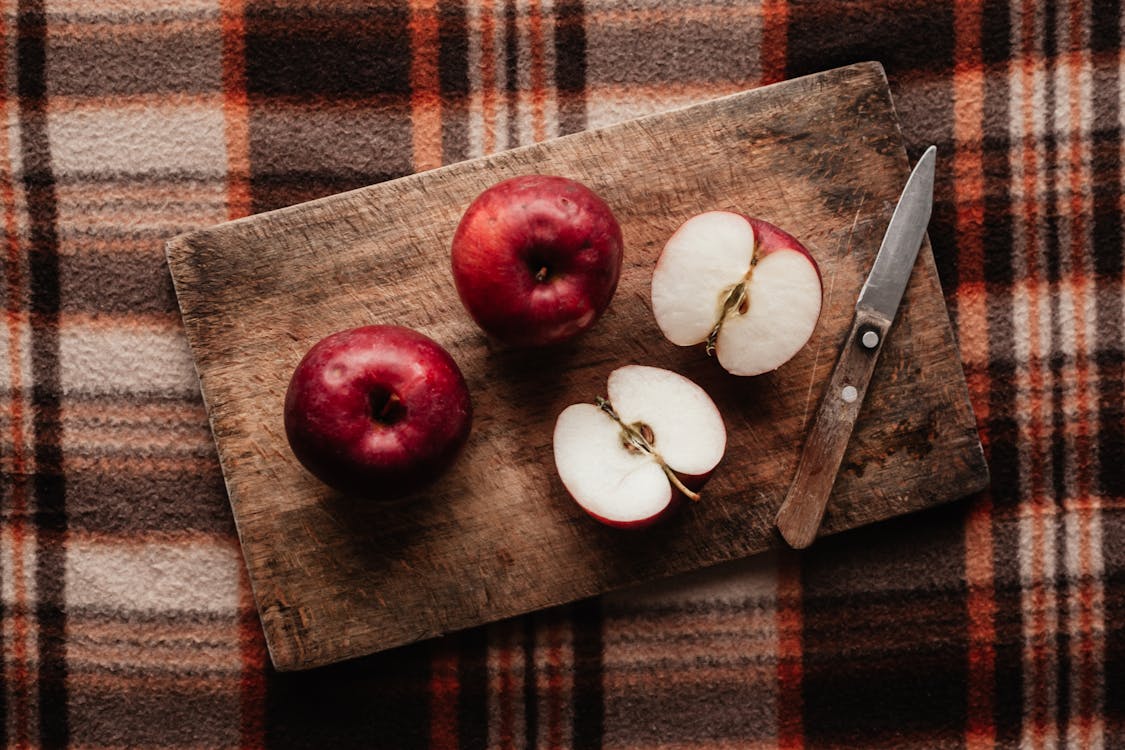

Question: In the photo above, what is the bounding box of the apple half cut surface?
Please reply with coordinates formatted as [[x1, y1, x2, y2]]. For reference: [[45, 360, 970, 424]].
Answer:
[[651, 211, 823, 376], [552, 365, 726, 528]]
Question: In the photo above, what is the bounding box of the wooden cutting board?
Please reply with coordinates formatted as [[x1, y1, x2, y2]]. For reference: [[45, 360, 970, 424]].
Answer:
[[166, 62, 989, 672]]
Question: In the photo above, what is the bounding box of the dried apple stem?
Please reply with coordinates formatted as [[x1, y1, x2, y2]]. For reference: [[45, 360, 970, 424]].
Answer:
[[379, 393, 401, 420], [595, 396, 701, 502], [660, 464, 701, 501]]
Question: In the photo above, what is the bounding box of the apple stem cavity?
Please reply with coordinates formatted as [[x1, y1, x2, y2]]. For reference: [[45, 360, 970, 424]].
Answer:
[[369, 389, 405, 425], [594, 396, 702, 502]]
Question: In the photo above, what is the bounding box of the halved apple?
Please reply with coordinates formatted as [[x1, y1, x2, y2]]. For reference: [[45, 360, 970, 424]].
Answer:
[[651, 211, 823, 376], [552, 365, 726, 528]]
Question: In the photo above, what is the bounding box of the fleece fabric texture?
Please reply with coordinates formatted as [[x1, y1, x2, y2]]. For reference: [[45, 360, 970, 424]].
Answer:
[[1, 0, 1123, 747]]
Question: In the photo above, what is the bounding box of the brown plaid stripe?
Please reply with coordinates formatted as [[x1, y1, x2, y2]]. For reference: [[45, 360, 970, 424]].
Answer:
[[1, 0, 1123, 747]]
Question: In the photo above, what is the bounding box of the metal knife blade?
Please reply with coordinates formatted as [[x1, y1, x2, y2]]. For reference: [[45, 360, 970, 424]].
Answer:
[[774, 146, 937, 550], [855, 145, 936, 320]]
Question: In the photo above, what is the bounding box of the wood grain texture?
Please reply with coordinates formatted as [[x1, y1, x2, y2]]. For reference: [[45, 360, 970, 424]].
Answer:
[[776, 307, 893, 549], [165, 62, 989, 672]]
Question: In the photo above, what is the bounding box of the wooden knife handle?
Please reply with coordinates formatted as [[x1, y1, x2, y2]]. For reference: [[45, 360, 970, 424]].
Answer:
[[775, 307, 893, 549]]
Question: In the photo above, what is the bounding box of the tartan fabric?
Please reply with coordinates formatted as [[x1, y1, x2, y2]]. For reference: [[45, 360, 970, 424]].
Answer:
[[0, 0, 1122, 747]]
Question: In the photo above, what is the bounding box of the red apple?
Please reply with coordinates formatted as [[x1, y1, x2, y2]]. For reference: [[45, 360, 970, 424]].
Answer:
[[451, 174, 624, 346], [552, 365, 726, 528], [284, 325, 472, 498], [651, 211, 823, 376]]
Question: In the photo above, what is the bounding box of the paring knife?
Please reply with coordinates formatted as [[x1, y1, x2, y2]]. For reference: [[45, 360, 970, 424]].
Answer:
[[775, 145, 937, 549]]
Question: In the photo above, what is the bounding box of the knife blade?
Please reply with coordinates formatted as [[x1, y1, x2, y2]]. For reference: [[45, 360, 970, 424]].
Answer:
[[775, 146, 937, 549], [857, 147, 936, 318]]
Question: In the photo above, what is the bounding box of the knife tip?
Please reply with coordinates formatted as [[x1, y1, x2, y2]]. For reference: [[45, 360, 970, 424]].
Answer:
[[914, 146, 937, 201]]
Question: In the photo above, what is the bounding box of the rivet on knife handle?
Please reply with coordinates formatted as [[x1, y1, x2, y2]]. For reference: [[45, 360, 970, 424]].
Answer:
[[775, 307, 891, 548]]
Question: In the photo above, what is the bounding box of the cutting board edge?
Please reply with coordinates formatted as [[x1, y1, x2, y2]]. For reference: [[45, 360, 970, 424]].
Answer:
[[165, 232, 295, 674]]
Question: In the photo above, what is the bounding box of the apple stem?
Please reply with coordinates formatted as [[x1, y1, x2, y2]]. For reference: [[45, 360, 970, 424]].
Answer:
[[379, 393, 400, 420], [594, 396, 702, 502], [370, 391, 403, 424], [662, 465, 701, 502], [535, 266, 549, 282]]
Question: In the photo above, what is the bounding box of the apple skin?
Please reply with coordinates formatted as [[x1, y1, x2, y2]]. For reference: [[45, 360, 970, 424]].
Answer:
[[585, 505, 675, 530], [581, 469, 714, 530], [451, 175, 624, 346], [283, 325, 472, 498], [744, 215, 823, 287]]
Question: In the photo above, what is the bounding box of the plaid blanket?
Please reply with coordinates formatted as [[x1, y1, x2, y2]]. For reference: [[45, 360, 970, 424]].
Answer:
[[1, 0, 1122, 747]]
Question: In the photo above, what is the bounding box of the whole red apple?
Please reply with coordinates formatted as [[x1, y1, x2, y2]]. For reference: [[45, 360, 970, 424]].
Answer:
[[284, 325, 472, 498], [451, 174, 624, 346]]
